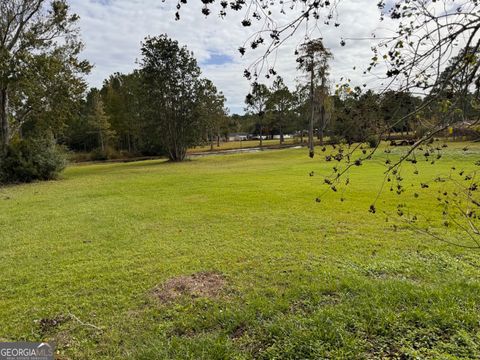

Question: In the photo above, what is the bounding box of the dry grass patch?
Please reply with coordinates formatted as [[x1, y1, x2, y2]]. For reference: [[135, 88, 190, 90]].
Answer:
[[152, 271, 227, 303]]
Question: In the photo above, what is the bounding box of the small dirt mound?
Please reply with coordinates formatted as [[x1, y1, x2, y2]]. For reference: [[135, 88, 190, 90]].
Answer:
[[152, 271, 226, 303], [36, 315, 67, 334]]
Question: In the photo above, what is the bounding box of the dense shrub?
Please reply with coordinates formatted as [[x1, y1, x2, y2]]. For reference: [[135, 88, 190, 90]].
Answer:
[[366, 135, 380, 148], [89, 147, 109, 161], [0, 136, 66, 184], [89, 146, 123, 161], [415, 125, 431, 139], [69, 148, 140, 163], [451, 127, 480, 141]]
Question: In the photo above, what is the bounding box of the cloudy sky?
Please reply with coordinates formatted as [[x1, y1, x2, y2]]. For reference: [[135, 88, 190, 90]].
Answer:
[[69, 0, 397, 114]]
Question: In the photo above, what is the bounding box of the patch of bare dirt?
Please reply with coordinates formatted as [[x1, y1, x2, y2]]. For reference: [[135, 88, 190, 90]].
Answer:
[[37, 316, 67, 334], [152, 271, 226, 303], [230, 324, 247, 340]]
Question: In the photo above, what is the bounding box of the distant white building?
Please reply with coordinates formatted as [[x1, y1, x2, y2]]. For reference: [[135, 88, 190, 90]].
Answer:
[[250, 135, 267, 140], [273, 134, 293, 140], [228, 133, 249, 141]]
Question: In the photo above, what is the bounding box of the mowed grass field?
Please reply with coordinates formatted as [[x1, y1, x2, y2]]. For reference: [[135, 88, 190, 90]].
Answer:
[[0, 142, 479, 359]]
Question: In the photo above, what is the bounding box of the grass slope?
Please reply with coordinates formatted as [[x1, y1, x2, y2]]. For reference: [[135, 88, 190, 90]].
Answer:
[[0, 142, 479, 359]]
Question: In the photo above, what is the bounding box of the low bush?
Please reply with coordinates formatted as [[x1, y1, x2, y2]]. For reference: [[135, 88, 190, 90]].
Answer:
[[89, 147, 109, 161], [0, 136, 66, 184], [89, 146, 122, 161], [366, 135, 380, 148], [415, 125, 431, 139]]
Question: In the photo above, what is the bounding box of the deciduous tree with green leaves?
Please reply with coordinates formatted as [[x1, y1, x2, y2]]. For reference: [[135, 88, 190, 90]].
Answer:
[[197, 78, 228, 150], [0, 0, 90, 151], [140, 35, 205, 161], [297, 39, 332, 157], [88, 92, 115, 153], [100, 72, 143, 153], [267, 76, 294, 144], [245, 82, 270, 147]]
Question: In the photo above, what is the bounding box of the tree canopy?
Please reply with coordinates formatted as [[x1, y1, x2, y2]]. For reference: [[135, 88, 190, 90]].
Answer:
[[0, 0, 90, 150]]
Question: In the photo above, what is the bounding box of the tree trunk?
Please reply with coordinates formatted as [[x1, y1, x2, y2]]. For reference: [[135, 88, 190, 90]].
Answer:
[[169, 145, 186, 162], [309, 63, 315, 158], [99, 131, 105, 152], [280, 126, 284, 145], [179, 147, 186, 161], [259, 126, 263, 148], [0, 88, 10, 152], [319, 104, 325, 146]]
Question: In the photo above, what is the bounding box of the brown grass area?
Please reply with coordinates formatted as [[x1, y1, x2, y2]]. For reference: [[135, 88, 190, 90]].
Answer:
[[152, 271, 226, 303]]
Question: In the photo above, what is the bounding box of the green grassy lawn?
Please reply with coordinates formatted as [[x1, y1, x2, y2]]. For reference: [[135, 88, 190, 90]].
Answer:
[[0, 141, 479, 359]]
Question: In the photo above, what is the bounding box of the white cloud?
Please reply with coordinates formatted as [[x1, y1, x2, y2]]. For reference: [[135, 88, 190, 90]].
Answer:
[[69, 0, 396, 114]]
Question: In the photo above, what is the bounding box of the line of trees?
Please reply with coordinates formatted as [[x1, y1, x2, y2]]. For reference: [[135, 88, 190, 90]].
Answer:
[[240, 82, 421, 143], [64, 35, 228, 162], [239, 43, 479, 150], [238, 81, 478, 150]]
